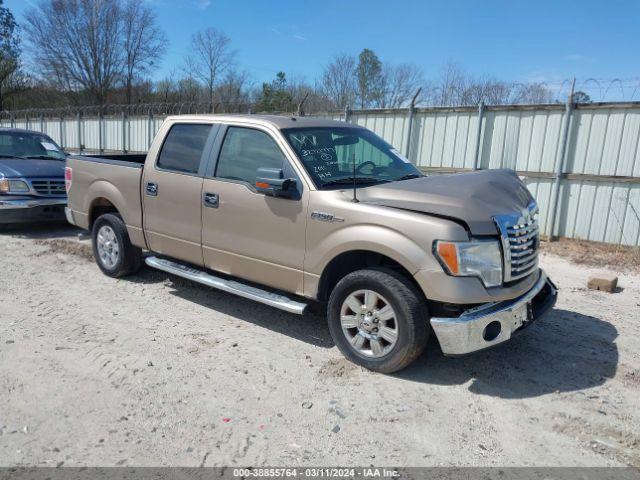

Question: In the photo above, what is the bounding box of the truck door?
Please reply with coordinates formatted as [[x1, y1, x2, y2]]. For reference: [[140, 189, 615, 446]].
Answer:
[[142, 123, 218, 266], [201, 125, 308, 294]]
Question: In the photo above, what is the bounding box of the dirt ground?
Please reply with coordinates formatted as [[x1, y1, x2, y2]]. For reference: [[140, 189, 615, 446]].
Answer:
[[1, 223, 639, 467]]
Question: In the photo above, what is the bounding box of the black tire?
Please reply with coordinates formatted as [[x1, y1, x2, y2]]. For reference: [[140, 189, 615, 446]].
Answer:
[[327, 268, 429, 374], [91, 213, 142, 277]]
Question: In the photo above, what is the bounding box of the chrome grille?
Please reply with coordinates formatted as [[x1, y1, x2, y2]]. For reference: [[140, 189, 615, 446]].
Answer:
[[29, 179, 66, 196], [494, 202, 540, 283]]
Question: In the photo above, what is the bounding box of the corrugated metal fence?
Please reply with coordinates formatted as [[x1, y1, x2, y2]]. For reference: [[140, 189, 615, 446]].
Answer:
[[2, 102, 639, 246]]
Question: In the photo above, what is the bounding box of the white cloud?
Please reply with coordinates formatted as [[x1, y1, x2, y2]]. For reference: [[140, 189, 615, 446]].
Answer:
[[195, 0, 211, 9]]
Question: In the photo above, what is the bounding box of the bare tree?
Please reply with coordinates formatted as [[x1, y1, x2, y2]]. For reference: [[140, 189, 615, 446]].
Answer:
[[176, 76, 202, 104], [426, 63, 553, 106], [24, 0, 124, 106], [185, 27, 235, 110], [429, 62, 468, 106], [380, 63, 424, 108], [121, 0, 167, 104], [511, 82, 554, 104], [215, 70, 251, 112], [320, 54, 357, 109]]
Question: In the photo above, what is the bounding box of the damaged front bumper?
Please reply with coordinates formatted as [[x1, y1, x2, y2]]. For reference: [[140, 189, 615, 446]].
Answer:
[[430, 270, 557, 355]]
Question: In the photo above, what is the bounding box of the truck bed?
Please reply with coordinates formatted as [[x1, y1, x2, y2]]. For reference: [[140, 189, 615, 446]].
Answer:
[[66, 153, 147, 248]]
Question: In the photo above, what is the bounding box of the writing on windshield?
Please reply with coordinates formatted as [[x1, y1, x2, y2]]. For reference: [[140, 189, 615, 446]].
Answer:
[[283, 127, 421, 188]]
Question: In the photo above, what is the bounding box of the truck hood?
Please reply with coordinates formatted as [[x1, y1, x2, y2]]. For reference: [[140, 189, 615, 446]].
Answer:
[[356, 169, 534, 235], [0, 158, 66, 179]]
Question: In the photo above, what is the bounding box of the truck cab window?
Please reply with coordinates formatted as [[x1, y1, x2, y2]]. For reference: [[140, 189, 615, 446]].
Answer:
[[157, 124, 212, 174], [216, 127, 285, 184]]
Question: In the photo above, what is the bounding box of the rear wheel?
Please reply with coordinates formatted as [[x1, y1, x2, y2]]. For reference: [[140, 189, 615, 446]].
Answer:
[[91, 213, 142, 277], [327, 268, 429, 373]]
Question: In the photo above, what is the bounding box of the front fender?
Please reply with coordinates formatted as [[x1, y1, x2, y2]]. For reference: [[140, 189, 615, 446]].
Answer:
[[306, 224, 437, 277]]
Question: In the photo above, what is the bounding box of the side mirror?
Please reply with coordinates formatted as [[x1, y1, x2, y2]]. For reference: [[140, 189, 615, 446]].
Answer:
[[255, 167, 296, 198]]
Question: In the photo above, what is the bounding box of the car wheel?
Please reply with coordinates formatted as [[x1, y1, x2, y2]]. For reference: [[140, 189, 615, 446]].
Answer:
[[91, 213, 142, 278], [327, 268, 429, 373]]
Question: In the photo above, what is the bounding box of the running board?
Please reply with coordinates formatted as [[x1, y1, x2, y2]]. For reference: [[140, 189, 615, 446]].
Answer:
[[145, 256, 308, 315]]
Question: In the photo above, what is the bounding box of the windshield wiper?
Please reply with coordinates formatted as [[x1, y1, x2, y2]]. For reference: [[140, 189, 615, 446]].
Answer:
[[322, 177, 388, 187], [395, 173, 422, 181], [0, 154, 27, 159]]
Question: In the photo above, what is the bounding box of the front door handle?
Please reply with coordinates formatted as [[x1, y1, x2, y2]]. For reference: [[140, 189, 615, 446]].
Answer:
[[145, 182, 158, 196], [203, 192, 219, 208]]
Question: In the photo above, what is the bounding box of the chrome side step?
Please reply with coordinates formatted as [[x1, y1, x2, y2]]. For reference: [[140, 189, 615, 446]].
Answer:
[[145, 256, 308, 315]]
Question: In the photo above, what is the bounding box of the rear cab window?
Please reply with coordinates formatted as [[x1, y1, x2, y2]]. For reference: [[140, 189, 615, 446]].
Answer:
[[157, 124, 213, 175]]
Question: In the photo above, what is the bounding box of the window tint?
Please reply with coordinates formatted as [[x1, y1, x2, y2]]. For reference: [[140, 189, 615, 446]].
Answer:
[[216, 127, 286, 184], [157, 124, 212, 174]]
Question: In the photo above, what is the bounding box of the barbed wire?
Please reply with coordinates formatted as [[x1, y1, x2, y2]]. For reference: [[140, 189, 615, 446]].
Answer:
[[530, 77, 640, 102], [1, 77, 640, 119]]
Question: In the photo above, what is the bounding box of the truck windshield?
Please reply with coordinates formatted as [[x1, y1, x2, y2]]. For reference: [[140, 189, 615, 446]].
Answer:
[[282, 127, 422, 189], [0, 131, 66, 160]]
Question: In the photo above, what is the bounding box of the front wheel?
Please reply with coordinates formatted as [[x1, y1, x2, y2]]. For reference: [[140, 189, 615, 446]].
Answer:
[[91, 213, 142, 277], [327, 268, 429, 373]]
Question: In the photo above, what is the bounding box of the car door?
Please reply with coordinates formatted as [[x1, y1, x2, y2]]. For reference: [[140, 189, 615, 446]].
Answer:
[[201, 125, 308, 295], [142, 122, 218, 266]]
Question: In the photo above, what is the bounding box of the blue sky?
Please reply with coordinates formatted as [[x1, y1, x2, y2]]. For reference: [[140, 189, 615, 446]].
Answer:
[[7, 0, 640, 100]]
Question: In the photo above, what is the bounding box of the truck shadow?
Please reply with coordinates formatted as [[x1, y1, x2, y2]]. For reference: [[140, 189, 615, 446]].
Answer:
[[397, 308, 619, 398], [0, 222, 81, 239], [126, 268, 619, 399], [128, 267, 334, 349]]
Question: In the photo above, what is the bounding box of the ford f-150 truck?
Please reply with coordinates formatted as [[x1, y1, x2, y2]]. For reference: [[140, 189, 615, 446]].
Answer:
[[65, 115, 557, 373]]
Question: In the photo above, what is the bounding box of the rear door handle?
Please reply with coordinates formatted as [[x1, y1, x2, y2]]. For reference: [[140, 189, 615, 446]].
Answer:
[[203, 192, 219, 208], [145, 182, 158, 196]]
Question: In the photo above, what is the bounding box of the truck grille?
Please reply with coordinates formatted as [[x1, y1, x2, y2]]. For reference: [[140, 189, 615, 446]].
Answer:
[[494, 202, 540, 283], [30, 179, 66, 196]]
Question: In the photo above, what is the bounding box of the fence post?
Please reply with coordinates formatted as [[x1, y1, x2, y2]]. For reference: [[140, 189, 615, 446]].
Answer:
[[547, 79, 575, 242], [147, 109, 153, 149], [344, 106, 351, 123], [77, 111, 82, 153], [40, 113, 45, 133], [404, 88, 422, 160], [59, 115, 65, 149], [98, 110, 104, 153], [25, 113, 29, 130], [10, 112, 15, 128], [122, 111, 127, 153], [472, 101, 485, 170]]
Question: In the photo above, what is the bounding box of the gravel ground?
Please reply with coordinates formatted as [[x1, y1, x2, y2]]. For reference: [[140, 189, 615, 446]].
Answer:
[[1, 224, 639, 467]]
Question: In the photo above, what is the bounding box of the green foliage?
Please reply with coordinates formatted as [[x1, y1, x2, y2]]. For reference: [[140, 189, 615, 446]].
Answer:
[[255, 71, 293, 112], [356, 48, 384, 108], [573, 91, 591, 103], [0, 0, 25, 109]]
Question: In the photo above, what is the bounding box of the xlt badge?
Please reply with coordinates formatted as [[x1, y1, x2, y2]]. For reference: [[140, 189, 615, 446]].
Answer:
[[311, 211, 344, 223]]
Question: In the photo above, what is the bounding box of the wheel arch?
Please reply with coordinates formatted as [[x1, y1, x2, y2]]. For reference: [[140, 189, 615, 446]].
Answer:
[[316, 249, 425, 303]]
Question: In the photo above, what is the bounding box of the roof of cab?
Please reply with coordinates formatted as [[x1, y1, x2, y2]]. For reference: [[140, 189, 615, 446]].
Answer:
[[164, 114, 358, 130]]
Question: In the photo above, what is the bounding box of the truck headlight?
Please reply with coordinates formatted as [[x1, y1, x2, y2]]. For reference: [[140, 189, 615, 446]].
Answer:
[[0, 178, 30, 193], [434, 240, 503, 287]]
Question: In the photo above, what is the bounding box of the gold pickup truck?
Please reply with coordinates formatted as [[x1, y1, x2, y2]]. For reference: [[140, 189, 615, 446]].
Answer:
[[65, 115, 557, 373]]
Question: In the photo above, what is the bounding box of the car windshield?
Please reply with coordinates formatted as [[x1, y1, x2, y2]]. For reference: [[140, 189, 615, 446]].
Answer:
[[282, 126, 422, 189], [0, 131, 66, 160]]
